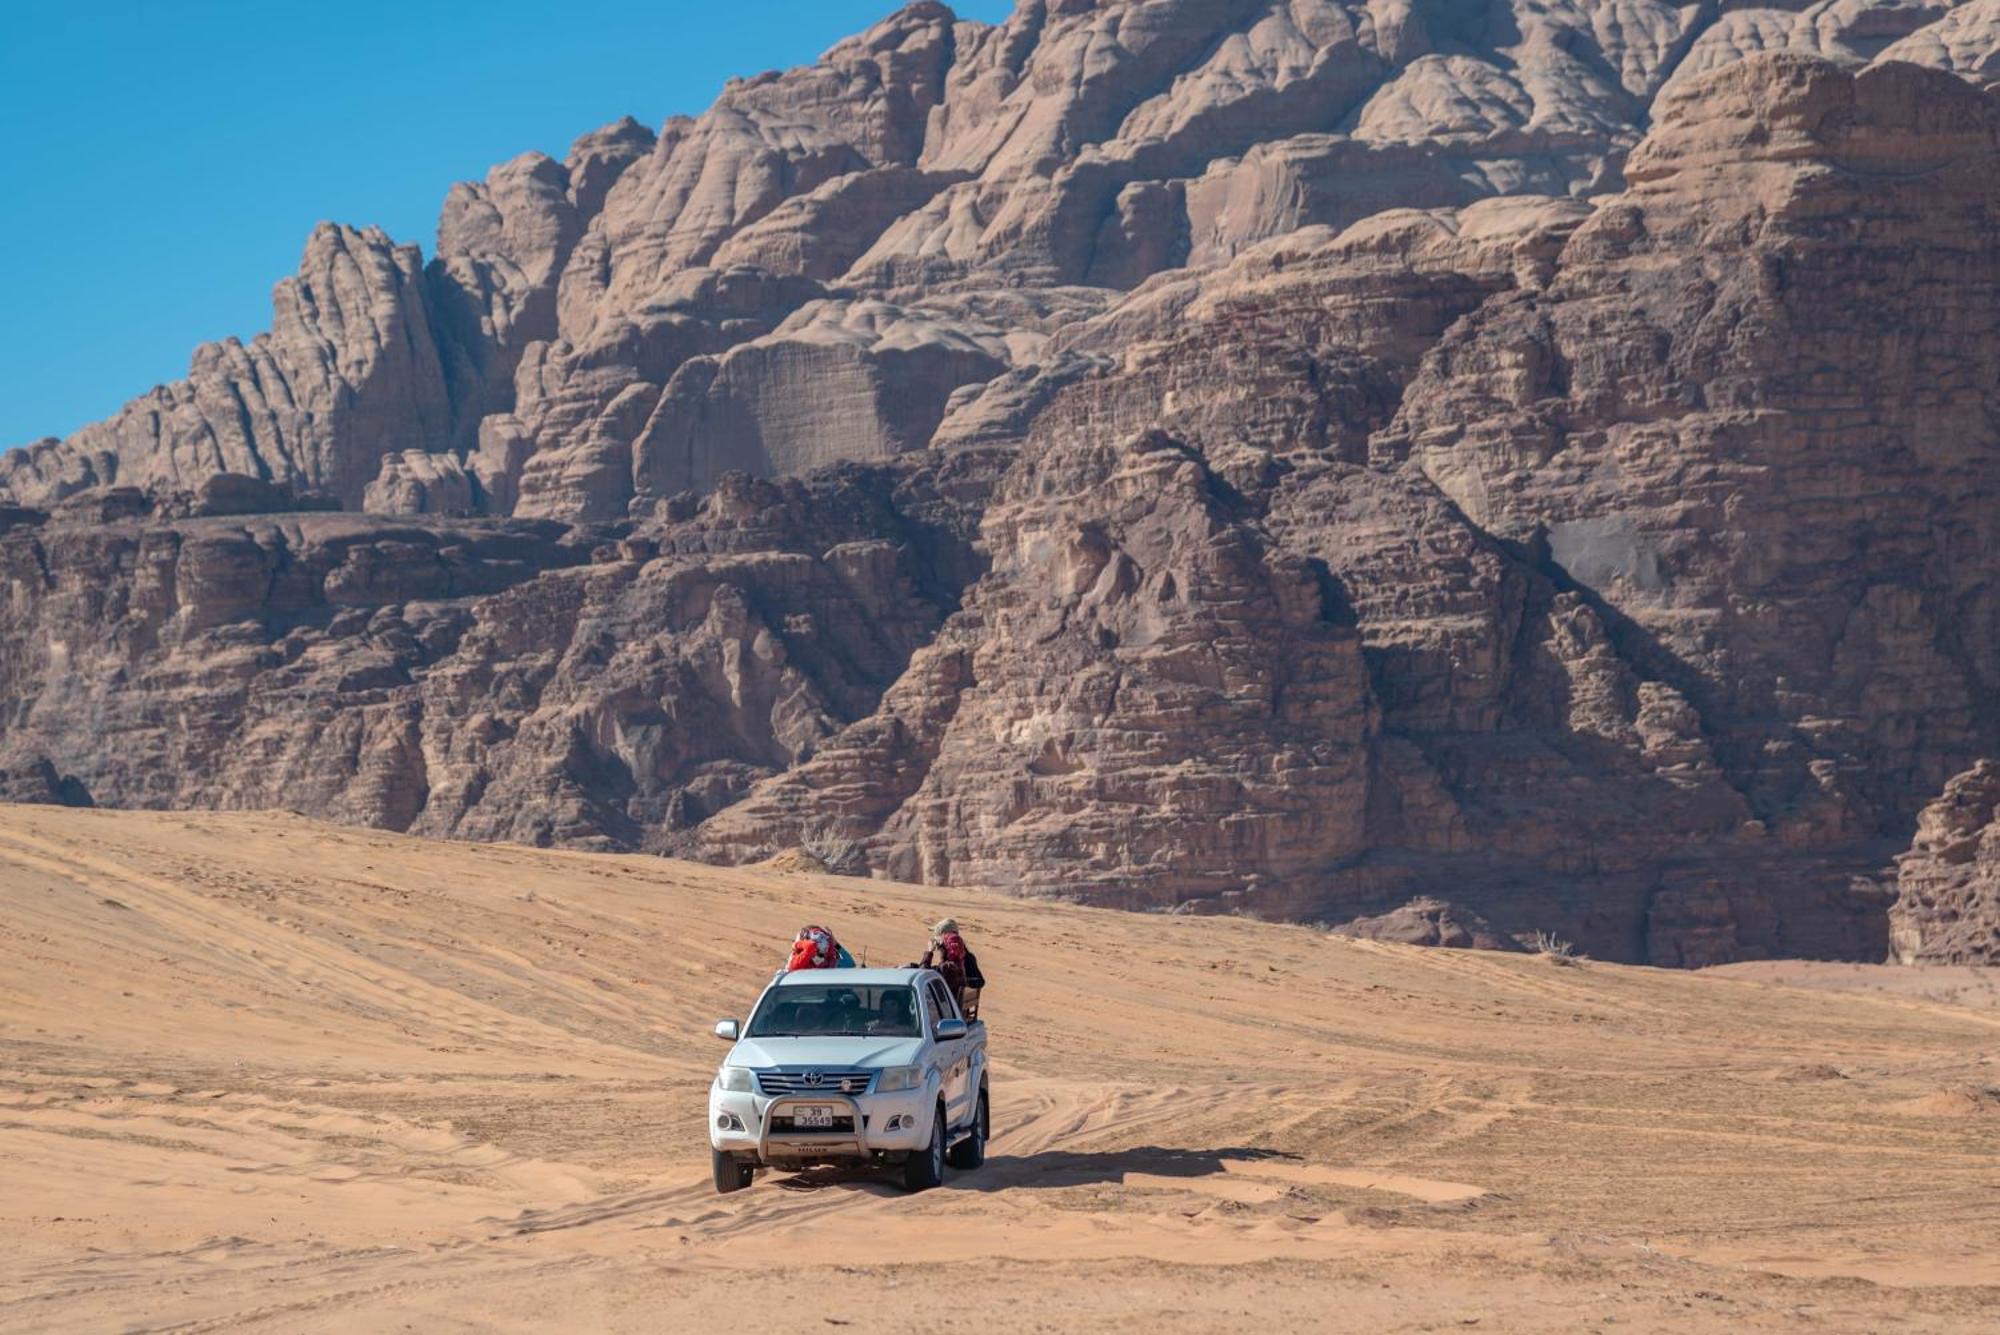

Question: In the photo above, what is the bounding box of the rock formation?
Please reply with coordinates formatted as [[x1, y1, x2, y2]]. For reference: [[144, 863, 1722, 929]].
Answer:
[[4, 225, 455, 509], [0, 464, 978, 853], [21, 1, 1992, 527], [1889, 762, 2000, 964], [4, 2, 1998, 964]]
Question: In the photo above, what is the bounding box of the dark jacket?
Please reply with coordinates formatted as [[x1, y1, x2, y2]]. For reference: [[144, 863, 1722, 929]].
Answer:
[[919, 944, 986, 991]]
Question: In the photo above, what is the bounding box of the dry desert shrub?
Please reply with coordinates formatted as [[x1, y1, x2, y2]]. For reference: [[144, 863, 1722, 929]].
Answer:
[[1533, 930, 1584, 966], [800, 825, 863, 876]]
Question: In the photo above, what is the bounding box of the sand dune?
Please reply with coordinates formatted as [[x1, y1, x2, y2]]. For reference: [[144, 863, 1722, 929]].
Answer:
[[2, 808, 1998, 1331]]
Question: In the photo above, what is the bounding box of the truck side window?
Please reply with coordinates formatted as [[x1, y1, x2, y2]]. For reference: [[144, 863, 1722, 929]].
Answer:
[[924, 979, 956, 1031], [927, 979, 958, 1026]]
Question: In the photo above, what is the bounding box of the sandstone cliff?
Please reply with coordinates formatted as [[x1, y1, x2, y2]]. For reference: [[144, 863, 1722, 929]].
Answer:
[[1890, 762, 2000, 964], [18, 1, 1992, 524], [4, 3, 1997, 964]]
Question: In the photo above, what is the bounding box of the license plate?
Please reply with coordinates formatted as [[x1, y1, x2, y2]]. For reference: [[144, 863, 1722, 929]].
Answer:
[[791, 1104, 836, 1128]]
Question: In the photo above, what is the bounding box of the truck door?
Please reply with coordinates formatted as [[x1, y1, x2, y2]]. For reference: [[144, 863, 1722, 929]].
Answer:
[[924, 977, 971, 1129]]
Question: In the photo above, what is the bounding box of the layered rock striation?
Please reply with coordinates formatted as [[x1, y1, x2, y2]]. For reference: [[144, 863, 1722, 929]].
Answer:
[[0, 463, 982, 853]]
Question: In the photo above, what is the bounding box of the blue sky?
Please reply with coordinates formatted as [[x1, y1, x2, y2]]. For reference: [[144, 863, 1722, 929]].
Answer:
[[0, 1, 1014, 445]]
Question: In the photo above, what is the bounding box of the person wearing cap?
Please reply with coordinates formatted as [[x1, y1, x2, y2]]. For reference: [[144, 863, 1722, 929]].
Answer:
[[922, 917, 985, 1020]]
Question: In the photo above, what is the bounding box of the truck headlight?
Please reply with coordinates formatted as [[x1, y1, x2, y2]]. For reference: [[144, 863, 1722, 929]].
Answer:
[[718, 1066, 756, 1093], [876, 1065, 922, 1093]]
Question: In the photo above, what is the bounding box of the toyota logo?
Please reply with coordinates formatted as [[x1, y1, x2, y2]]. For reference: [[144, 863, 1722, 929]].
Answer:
[[802, 1071, 824, 1087]]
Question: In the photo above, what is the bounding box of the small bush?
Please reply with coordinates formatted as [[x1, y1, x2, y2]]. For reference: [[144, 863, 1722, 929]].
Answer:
[[1532, 930, 1583, 965], [800, 824, 864, 876]]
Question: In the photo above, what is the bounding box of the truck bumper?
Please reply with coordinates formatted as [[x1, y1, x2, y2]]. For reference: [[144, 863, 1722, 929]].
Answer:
[[708, 1085, 932, 1161]]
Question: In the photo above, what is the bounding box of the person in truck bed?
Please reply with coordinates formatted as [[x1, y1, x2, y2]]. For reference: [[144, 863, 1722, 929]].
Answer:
[[921, 918, 985, 1019], [786, 924, 855, 971]]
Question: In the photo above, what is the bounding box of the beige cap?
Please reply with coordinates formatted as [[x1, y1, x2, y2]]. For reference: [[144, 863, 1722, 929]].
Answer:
[[932, 917, 958, 935]]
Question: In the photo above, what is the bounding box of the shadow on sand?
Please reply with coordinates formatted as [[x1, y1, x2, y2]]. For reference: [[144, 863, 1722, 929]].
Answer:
[[769, 1146, 1294, 1195]]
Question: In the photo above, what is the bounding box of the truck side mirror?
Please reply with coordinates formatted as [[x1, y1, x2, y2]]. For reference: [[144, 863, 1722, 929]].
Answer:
[[935, 1018, 968, 1040], [714, 1019, 740, 1041]]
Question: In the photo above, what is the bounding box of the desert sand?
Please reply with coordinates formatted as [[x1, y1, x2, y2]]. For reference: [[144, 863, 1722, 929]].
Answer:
[[2, 806, 1997, 1332]]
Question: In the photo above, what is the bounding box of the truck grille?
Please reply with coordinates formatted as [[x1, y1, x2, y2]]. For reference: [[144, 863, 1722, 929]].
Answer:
[[756, 1068, 875, 1096]]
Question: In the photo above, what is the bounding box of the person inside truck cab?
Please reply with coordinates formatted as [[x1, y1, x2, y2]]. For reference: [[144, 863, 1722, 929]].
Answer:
[[823, 988, 866, 1033], [868, 989, 915, 1036]]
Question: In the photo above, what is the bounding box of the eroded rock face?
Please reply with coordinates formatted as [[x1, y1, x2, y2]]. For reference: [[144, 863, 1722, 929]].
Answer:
[[4, 6, 1999, 964], [1878, 0, 2000, 87], [411, 467, 980, 850], [1387, 55, 2000, 849], [695, 201, 1561, 909], [2, 226, 456, 509], [0, 464, 982, 852], [1331, 897, 1515, 952], [692, 78, 1977, 966], [22, 2, 1991, 528], [1890, 762, 2000, 964], [0, 511, 592, 826], [628, 299, 1010, 510]]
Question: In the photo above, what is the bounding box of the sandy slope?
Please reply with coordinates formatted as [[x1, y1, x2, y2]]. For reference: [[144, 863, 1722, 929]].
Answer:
[[1705, 961, 2000, 1014], [1, 808, 1997, 1332]]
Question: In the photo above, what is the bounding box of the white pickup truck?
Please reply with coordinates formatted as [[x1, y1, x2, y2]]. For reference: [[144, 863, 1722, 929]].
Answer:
[[707, 966, 989, 1193]]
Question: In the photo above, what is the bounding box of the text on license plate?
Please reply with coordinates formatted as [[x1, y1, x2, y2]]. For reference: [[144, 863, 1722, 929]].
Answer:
[[792, 1104, 836, 1128]]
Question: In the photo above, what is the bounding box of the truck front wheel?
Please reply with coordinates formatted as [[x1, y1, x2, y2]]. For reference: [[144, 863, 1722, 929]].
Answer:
[[902, 1103, 947, 1192], [947, 1087, 988, 1169], [712, 1147, 755, 1194]]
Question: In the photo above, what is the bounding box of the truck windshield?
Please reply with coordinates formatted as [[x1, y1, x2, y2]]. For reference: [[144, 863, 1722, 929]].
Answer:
[[747, 984, 921, 1038]]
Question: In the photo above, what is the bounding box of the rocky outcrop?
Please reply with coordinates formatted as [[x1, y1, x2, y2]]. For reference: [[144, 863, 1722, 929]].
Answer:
[[429, 144, 610, 440], [1, 226, 457, 509], [1662, 0, 1966, 96], [409, 467, 979, 849], [627, 299, 1010, 510], [1331, 897, 1514, 952], [5, 4, 2000, 964], [0, 510, 592, 825], [1878, 0, 2000, 87], [607, 34, 1934, 942], [363, 452, 480, 516], [1385, 55, 2000, 843], [0, 462, 981, 850], [703, 52, 1996, 963], [1890, 762, 2000, 964], [22, 2, 1994, 529]]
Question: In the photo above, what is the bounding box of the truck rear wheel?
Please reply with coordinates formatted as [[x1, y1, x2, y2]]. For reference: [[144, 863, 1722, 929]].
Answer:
[[902, 1103, 947, 1191], [712, 1147, 754, 1194], [947, 1087, 988, 1169]]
